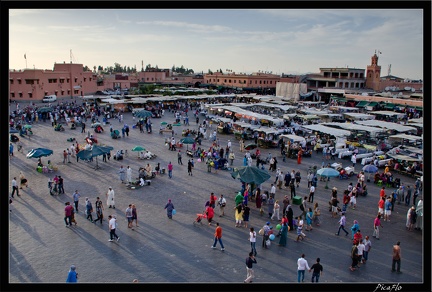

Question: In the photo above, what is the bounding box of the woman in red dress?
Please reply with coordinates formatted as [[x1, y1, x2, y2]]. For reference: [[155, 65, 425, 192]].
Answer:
[[297, 149, 303, 164]]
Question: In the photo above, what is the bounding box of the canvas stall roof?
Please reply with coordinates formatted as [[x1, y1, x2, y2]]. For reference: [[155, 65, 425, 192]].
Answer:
[[282, 114, 298, 120], [408, 123, 423, 129], [407, 118, 423, 124], [399, 145, 423, 155], [369, 111, 405, 118], [356, 100, 369, 107], [343, 112, 376, 120], [280, 134, 306, 144], [254, 127, 284, 135], [296, 114, 320, 120], [232, 121, 260, 130], [301, 124, 351, 137], [217, 105, 284, 125], [386, 153, 422, 162], [239, 102, 297, 111], [323, 122, 385, 136], [388, 134, 423, 141], [355, 120, 417, 133], [102, 98, 127, 104], [214, 117, 232, 124], [297, 108, 331, 115]]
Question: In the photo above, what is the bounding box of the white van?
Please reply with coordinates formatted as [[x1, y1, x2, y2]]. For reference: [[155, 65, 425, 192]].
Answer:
[[43, 95, 57, 103]]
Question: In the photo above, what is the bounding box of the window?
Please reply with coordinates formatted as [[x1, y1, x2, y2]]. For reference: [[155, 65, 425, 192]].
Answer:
[[28, 93, 32, 98], [25, 80, 35, 85], [67, 79, 70, 83], [61, 91, 65, 95], [74, 90, 79, 94], [84, 78, 87, 82], [10, 79, 13, 85], [11, 93, 15, 98], [60, 79, 65, 83], [74, 78, 78, 83], [19, 92, 23, 97], [89, 78, 92, 82], [18, 80, 22, 84]]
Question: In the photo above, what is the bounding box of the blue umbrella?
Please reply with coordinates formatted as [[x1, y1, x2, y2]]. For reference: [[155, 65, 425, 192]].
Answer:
[[26, 148, 53, 159], [316, 167, 340, 189], [362, 164, 378, 173], [77, 145, 113, 169], [134, 110, 153, 118], [363, 164, 378, 182]]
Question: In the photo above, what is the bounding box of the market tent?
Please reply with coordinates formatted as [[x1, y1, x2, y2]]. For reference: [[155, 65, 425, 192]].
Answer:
[[280, 134, 306, 144], [231, 166, 271, 185], [301, 124, 351, 138], [355, 120, 417, 133]]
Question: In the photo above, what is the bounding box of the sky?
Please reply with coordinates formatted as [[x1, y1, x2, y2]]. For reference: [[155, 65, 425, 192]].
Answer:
[[8, 8, 425, 80]]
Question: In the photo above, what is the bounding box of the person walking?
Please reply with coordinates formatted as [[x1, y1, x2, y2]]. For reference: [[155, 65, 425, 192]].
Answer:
[[168, 161, 173, 179], [244, 252, 257, 283], [305, 207, 313, 231], [392, 241, 402, 273], [126, 204, 133, 228], [384, 196, 392, 221], [93, 197, 104, 225], [64, 202, 74, 227], [10, 142, 14, 157], [308, 184, 315, 203], [118, 165, 126, 184], [249, 227, 257, 256], [106, 187, 115, 209], [295, 216, 306, 242], [297, 254, 310, 282], [63, 150, 68, 164], [349, 241, 359, 271], [270, 200, 280, 221], [278, 220, 288, 247], [187, 159, 193, 176], [72, 190, 81, 213], [19, 171, 28, 189], [312, 202, 321, 226], [126, 166, 132, 184], [362, 236, 372, 264], [218, 194, 226, 217], [108, 215, 120, 242], [211, 222, 225, 251], [177, 150, 183, 165], [11, 177, 19, 198], [373, 214, 383, 240], [164, 199, 175, 219], [57, 175, 65, 194], [66, 265, 78, 283], [350, 220, 360, 240], [261, 222, 271, 249], [335, 212, 349, 236], [309, 258, 323, 283], [85, 197, 94, 223], [131, 204, 138, 227]]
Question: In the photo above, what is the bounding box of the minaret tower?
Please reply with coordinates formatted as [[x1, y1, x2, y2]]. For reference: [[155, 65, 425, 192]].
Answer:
[[365, 50, 382, 91]]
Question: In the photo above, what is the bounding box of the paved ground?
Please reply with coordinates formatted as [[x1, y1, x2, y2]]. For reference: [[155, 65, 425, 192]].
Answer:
[[8, 101, 426, 288]]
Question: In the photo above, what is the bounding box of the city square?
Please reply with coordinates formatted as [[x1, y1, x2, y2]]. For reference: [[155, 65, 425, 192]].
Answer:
[[8, 103, 426, 289]]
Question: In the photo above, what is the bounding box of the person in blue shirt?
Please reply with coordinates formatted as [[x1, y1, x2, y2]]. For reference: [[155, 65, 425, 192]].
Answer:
[[66, 265, 78, 283]]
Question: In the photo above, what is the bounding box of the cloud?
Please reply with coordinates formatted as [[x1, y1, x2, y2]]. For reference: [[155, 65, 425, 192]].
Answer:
[[136, 20, 232, 33]]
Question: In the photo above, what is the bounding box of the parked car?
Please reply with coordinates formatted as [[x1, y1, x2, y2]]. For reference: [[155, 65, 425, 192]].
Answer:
[[43, 95, 57, 103]]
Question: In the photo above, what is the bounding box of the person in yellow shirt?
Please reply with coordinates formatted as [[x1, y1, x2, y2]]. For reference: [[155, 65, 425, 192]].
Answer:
[[384, 164, 390, 174]]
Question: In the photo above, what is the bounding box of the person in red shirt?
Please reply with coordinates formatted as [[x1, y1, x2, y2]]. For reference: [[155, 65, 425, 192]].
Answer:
[[209, 192, 217, 208], [211, 222, 225, 251], [206, 205, 215, 225], [379, 186, 386, 198], [378, 196, 385, 216], [353, 229, 363, 244], [64, 202, 74, 227]]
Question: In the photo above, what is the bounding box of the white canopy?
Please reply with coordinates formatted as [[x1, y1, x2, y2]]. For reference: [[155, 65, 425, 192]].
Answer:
[[301, 124, 351, 137], [369, 111, 405, 118], [323, 122, 385, 136], [343, 112, 376, 120], [388, 134, 423, 141], [355, 120, 417, 133], [280, 134, 306, 144]]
